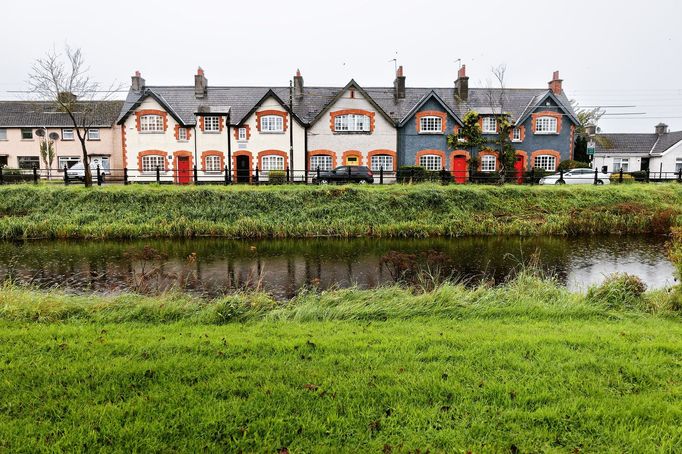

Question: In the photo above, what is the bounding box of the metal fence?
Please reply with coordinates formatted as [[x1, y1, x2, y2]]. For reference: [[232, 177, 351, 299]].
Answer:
[[1, 165, 681, 186]]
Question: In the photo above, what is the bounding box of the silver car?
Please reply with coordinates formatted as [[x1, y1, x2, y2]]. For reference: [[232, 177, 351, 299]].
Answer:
[[539, 168, 610, 185]]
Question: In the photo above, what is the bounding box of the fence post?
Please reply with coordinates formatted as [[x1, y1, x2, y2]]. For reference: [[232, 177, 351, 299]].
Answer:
[[32, 165, 38, 184], [224, 165, 229, 185], [348, 166, 351, 181], [593, 169, 598, 185], [286, 166, 290, 183], [380, 166, 384, 185], [124, 167, 128, 185], [678, 168, 682, 183], [559, 168, 564, 184], [193, 165, 198, 184], [619, 168, 623, 183], [255, 166, 259, 185], [0, 166, 3, 185], [646, 169, 650, 183], [156, 166, 161, 184], [64, 165, 69, 185], [530, 167, 535, 186], [96, 165, 102, 186]]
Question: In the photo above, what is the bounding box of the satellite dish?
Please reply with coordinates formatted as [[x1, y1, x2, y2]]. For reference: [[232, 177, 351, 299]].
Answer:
[[35, 128, 46, 137], [49, 132, 60, 141]]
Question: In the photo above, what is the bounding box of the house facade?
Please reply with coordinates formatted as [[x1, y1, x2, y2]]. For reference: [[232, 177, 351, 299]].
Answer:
[[593, 123, 682, 176], [0, 101, 123, 172]]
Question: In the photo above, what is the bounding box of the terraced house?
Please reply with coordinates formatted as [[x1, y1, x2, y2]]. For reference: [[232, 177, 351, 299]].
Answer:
[[116, 66, 578, 183]]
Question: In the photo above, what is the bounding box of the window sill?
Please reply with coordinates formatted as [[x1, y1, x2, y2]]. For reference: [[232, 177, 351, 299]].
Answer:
[[203, 131, 221, 134], [259, 131, 285, 134], [418, 131, 444, 135], [511, 139, 523, 143], [139, 131, 166, 134], [87, 139, 101, 142], [177, 140, 189, 143], [534, 132, 559, 136], [21, 139, 35, 142], [482, 132, 498, 135], [333, 131, 372, 135]]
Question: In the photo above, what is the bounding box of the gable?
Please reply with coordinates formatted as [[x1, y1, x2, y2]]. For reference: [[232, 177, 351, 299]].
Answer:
[[398, 92, 461, 129], [516, 91, 578, 126], [309, 80, 395, 128]]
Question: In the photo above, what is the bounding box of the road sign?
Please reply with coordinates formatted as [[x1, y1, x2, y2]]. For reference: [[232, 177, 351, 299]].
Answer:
[[587, 141, 596, 156]]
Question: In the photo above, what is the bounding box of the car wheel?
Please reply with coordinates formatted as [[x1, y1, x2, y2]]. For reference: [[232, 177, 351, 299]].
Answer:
[[319, 179, 329, 185], [596, 180, 604, 185], [555, 180, 566, 185], [358, 179, 368, 185]]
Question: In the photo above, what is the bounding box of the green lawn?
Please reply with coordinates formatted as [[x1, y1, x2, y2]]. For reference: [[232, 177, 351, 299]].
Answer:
[[0, 183, 680, 239], [1, 280, 681, 452]]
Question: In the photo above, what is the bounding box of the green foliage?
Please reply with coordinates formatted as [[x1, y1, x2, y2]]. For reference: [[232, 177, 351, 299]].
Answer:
[[267, 170, 287, 185], [446, 110, 485, 151], [574, 134, 589, 163], [586, 273, 647, 310], [39, 139, 56, 171], [558, 160, 591, 171], [610, 173, 636, 184]]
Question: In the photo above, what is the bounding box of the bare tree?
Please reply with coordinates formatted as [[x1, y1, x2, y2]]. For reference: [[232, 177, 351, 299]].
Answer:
[[485, 64, 516, 183], [28, 46, 121, 187]]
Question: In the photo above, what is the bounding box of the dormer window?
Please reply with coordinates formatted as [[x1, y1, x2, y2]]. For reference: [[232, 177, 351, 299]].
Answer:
[[140, 115, 164, 132], [482, 117, 497, 134], [261, 115, 284, 133], [204, 116, 220, 133], [334, 114, 370, 132], [535, 116, 558, 134], [419, 116, 443, 133]]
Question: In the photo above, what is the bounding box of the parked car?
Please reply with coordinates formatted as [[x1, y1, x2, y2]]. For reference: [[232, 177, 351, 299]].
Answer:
[[539, 168, 610, 185], [66, 161, 111, 182], [312, 166, 374, 184]]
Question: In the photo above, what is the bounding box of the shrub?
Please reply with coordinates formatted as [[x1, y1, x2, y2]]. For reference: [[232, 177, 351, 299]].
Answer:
[[630, 171, 648, 182], [0, 168, 33, 183], [397, 166, 443, 183], [470, 171, 501, 184], [558, 160, 591, 171], [268, 170, 287, 185], [586, 273, 647, 310], [610, 173, 635, 184]]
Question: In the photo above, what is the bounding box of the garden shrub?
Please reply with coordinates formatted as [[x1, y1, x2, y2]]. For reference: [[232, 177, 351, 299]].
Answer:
[[586, 273, 647, 310], [268, 170, 287, 185], [558, 160, 591, 171], [610, 173, 635, 184]]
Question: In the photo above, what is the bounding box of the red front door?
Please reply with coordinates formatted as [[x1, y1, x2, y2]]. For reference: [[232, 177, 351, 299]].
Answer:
[[452, 156, 467, 183], [177, 157, 191, 184], [514, 156, 524, 184]]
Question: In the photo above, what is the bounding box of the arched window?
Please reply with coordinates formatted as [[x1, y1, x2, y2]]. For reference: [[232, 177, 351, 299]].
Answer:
[[534, 155, 557, 171], [205, 155, 221, 172], [370, 154, 394, 171], [419, 154, 442, 171], [334, 114, 370, 132], [261, 154, 285, 172], [260, 115, 284, 132], [140, 115, 164, 132], [535, 117, 558, 134], [311, 155, 333, 171], [141, 155, 165, 172], [481, 155, 497, 172]]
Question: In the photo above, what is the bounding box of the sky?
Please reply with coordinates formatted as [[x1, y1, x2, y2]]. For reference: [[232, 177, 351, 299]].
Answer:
[[2, 0, 682, 133]]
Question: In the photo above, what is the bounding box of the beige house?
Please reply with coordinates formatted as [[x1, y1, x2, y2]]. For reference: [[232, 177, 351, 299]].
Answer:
[[0, 101, 123, 173]]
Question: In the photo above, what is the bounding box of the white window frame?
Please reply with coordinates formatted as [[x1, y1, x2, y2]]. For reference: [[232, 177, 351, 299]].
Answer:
[[419, 154, 442, 171], [419, 116, 443, 134], [370, 154, 394, 172], [62, 129, 74, 141], [534, 155, 557, 172], [58, 156, 81, 169], [140, 115, 164, 132], [613, 158, 630, 173], [21, 128, 33, 140], [17, 156, 40, 169], [481, 155, 497, 172], [203, 116, 221, 133], [260, 115, 284, 133], [141, 155, 165, 173], [205, 155, 221, 173], [87, 129, 100, 141], [512, 128, 522, 142], [238, 127, 247, 141], [310, 155, 332, 171], [482, 117, 497, 134], [0, 128, 6, 140], [535, 116, 558, 134], [177, 127, 188, 141], [334, 114, 370, 132], [676, 158, 682, 174], [261, 155, 285, 172]]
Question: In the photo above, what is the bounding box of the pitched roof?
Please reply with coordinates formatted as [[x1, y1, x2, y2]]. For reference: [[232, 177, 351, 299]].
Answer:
[[594, 133, 660, 155], [651, 131, 682, 155], [397, 90, 462, 127], [0, 100, 123, 128]]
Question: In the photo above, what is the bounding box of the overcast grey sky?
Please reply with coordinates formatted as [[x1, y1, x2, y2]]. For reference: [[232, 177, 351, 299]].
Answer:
[[2, 0, 681, 132]]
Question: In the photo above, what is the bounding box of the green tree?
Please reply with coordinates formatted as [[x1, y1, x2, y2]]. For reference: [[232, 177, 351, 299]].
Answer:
[[39, 137, 56, 177]]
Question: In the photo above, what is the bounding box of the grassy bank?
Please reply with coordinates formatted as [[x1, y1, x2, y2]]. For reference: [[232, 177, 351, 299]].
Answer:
[[1, 278, 681, 451], [0, 183, 681, 239]]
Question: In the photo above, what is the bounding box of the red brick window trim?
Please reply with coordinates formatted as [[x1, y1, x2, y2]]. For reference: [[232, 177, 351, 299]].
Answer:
[[478, 150, 499, 172], [201, 150, 225, 172], [330, 109, 375, 133], [341, 150, 363, 166], [367, 149, 397, 171], [480, 116, 499, 134], [256, 110, 288, 133], [257, 150, 289, 171], [135, 110, 168, 132], [531, 111, 562, 134], [530, 150, 561, 171], [174, 124, 191, 141], [137, 150, 168, 172], [510, 125, 525, 142], [234, 125, 251, 141], [309, 150, 337, 171], [416, 111, 447, 134], [199, 116, 225, 133], [415, 149, 446, 171]]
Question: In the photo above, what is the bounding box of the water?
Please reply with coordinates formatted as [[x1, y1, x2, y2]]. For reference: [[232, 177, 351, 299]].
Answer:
[[0, 236, 675, 299]]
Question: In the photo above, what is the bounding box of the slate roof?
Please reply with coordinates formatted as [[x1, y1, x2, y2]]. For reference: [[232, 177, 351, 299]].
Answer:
[[0, 101, 123, 127], [117, 83, 577, 128], [594, 131, 682, 156], [651, 131, 682, 155]]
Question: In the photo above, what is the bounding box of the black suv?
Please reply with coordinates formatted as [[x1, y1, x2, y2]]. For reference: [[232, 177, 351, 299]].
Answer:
[[312, 166, 374, 184]]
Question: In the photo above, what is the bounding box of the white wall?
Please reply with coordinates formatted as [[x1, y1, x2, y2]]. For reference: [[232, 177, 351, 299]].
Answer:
[[650, 140, 682, 177], [592, 154, 644, 173]]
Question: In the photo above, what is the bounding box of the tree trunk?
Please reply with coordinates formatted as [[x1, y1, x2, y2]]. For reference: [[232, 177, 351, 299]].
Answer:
[[78, 134, 92, 187]]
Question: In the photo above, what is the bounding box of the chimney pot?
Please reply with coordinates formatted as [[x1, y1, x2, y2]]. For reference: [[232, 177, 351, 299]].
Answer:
[[131, 70, 145, 92], [393, 65, 406, 99], [197, 66, 204, 76], [195, 67, 207, 98], [549, 70, 563, 95], [655, 123, 669, 135], [294, 69, 304, 98]]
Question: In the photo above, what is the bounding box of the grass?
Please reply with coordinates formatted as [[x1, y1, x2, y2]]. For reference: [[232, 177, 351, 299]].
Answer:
[[0, 183, 681, 239], [1, 276, 681, 452]]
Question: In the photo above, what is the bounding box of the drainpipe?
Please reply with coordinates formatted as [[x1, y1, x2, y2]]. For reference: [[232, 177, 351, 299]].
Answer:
[[304, 125, 308, 182], [289, 80, 294, 178], [227, 112, 232, 182], [193, 120, 198, 167]]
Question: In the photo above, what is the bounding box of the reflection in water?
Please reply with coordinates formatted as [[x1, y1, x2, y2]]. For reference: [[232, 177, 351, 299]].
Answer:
[[0, 236, 675, 299]]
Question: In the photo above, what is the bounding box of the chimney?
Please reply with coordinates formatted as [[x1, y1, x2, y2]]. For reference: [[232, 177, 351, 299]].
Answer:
[[549, 70, 563, 95], [393, 65, 406, 99], [655, 123, 669, 136], [455, 65, 469, 102], [131, 70, 145, 92], [293, 68, 304, 98], [585, 124, 597, 136], [195, 67, 208, 98]]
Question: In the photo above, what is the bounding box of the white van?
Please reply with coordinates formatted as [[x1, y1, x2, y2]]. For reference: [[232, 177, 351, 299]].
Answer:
[[66, 158, 111, 182]]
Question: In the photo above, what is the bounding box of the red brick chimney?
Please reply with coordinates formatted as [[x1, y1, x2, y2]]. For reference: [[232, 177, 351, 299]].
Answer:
[[294, 68, 304, 98], [455, 65, 469, 102], [131, 70, 145, 92], [394, 65, 406, 99], [195, 66, 207, 98], [549, 71, 563, 95]]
